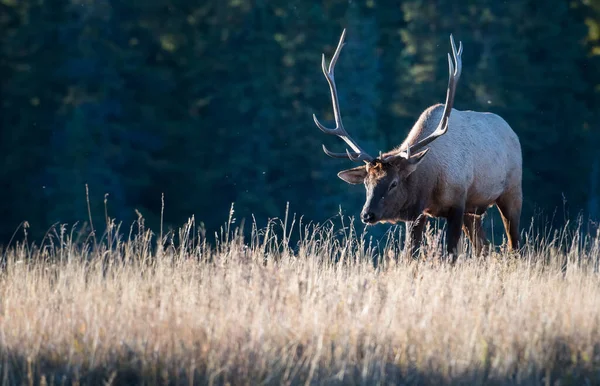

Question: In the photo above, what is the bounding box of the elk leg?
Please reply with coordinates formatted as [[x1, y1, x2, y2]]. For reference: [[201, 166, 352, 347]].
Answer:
[[462, 214, 489, 256], [446, 206, 465, 264], [406, 214, 427, 259], [496, 188, 522, 251]]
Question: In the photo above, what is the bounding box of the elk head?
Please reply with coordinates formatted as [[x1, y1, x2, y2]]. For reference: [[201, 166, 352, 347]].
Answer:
[[313, 29, 462, 224]]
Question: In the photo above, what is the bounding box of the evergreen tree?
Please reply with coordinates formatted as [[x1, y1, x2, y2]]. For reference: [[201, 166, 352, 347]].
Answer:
[[392, 0, 598, 228], [0, 0, 599, 244]]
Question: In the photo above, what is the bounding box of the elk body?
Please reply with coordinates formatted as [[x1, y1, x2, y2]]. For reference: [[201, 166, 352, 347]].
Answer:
[[313, 30, 522, 262]]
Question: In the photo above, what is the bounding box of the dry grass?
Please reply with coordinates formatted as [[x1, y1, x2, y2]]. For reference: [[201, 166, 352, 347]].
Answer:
[[1, 213, 600, 385]]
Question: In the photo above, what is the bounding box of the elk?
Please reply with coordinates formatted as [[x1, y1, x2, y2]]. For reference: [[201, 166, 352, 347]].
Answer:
[[313, 30, 522, 263]]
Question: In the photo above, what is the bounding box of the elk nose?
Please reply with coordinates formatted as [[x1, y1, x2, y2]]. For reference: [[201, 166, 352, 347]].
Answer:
[[361, 212, 375, 224]]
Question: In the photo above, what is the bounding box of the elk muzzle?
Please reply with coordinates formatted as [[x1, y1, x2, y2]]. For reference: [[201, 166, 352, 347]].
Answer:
[[361, 211, 376, 224]]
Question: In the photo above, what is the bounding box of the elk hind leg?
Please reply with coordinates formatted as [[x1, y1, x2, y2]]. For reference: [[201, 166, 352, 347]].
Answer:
[[496, 188, 522, 251]]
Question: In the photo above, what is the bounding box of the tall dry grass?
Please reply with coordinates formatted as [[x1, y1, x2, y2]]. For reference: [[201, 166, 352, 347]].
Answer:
[[1, 211, 600, 385]]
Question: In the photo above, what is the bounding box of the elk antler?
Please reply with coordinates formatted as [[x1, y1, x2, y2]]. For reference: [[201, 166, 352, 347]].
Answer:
[[313, 29, 374, 163], [404, 34, 463, 156]]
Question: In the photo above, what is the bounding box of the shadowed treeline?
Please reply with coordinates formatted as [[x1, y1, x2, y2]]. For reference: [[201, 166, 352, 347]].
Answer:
[[2, 0, 600, 243]]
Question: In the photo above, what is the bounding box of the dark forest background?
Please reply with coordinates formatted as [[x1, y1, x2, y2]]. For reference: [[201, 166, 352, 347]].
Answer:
[[2, 0, 600, 244]]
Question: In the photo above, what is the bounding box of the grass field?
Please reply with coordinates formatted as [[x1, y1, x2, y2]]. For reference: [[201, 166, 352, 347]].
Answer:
[[0, 211, 599, 385]]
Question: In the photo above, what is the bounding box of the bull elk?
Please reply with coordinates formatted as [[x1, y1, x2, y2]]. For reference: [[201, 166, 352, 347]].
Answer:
[[313, 30, 522, 262]]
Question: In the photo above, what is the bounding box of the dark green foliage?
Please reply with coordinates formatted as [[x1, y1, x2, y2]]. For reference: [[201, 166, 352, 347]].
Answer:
[[0, 0, 599, 243]]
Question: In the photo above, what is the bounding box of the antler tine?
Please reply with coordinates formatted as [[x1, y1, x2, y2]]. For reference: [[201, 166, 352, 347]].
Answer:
[[322, 145, 365, 160], [405, 34, 463, 155], [313, 29, 374, 163]]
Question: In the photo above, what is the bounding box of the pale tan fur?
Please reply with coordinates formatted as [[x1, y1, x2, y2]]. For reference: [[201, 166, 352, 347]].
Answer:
[[389, 104, 522, 219], [318, 32, 522, 256]]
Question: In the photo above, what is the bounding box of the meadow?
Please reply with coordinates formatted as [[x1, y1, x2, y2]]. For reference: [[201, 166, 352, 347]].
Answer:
[[0, 209, 599, 385]]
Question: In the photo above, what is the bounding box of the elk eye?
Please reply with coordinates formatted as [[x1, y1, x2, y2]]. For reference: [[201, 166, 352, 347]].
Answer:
[[389, 181, 398, 191]]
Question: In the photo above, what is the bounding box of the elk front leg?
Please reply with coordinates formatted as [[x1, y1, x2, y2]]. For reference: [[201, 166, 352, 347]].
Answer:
[[406, 214, 427, 259], [462, 213, 490, 256], [446, 206, 465, 264]]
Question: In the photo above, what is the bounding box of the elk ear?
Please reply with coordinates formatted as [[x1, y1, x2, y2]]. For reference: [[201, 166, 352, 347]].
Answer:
[[390, 148, 430, 177], [337, 165, 368, 184]]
